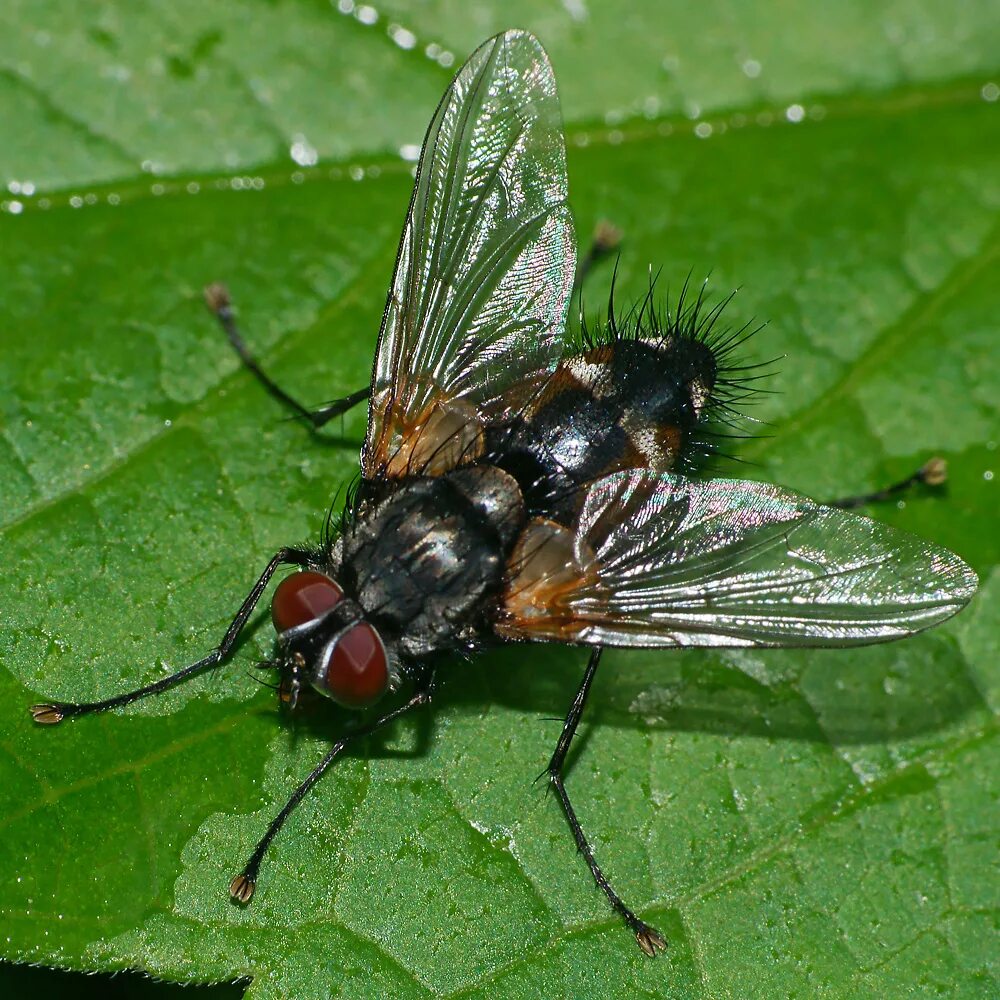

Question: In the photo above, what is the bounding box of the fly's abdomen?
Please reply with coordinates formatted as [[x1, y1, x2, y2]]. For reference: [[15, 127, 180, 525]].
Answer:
[[490, 337, 718, 521]]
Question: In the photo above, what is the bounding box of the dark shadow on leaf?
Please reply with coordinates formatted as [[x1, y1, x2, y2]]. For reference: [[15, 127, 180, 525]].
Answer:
[[0, 961, 246, 999], [429, 636, 982, 747], [222, 599, 979, 753]]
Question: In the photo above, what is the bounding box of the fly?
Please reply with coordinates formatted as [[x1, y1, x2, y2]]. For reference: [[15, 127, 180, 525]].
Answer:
[[30, 30, 978, 956]]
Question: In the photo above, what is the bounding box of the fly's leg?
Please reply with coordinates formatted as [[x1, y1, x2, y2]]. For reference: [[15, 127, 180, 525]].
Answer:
[[574, 220, 623, 294], [30, 547, 313, 724], [230, 670, 436, 903], [204, 283, 370, 428], [826, 457, 947, 509], [546, 647, 666, 957]]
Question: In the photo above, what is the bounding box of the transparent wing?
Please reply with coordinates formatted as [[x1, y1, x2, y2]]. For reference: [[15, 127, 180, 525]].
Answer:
[[363, 30, 576, 479], [500, 470, 978, 648]]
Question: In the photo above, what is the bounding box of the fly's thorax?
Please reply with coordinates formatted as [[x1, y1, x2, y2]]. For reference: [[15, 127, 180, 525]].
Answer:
[[337, 469, 523, 659], [445, 464, 526, 548], [488, 337, 718, 522]]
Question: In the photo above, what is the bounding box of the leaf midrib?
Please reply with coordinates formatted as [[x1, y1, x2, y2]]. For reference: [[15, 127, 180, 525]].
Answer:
[[4, 73, 986, 212]]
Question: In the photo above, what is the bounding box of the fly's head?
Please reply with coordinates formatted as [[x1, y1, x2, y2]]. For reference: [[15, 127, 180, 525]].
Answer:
[[269, 570, 398, 710]]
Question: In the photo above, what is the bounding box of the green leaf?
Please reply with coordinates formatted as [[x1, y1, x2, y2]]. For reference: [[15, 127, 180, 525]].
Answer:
[[1, 3, 997, 998]]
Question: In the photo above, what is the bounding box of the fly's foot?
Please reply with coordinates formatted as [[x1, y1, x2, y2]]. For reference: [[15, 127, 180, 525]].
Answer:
[[30, 703, 69, 725], [629, 916, 668, 957], [229, 872, 257, 904]]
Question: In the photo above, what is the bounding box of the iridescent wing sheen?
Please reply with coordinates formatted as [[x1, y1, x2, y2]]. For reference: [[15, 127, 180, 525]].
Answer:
[[363, 30, 576, 480], [499, 470, 978, 648]]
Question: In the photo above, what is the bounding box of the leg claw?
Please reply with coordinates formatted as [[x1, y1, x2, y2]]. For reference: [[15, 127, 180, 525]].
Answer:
[[229, 873, 256, 904], [634, 920, 668, 957], [30, 703, 66, 725]]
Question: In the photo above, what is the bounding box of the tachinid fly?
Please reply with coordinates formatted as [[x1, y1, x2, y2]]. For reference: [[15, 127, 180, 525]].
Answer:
[[30, 30, 978, 956]]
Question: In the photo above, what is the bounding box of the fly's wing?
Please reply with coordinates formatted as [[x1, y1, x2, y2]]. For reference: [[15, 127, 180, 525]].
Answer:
[[363, 30, 576, 480], [499, 470, 978, 647]]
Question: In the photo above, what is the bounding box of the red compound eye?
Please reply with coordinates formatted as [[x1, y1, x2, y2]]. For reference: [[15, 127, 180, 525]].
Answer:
[[320, 623, 389, 709], [271, 571, 343, 633]]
